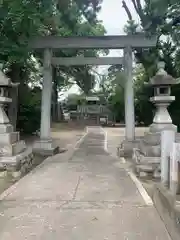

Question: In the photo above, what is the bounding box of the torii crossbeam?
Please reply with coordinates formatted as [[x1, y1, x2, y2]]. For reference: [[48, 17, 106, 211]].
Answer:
[[29, 34, 157, 156]]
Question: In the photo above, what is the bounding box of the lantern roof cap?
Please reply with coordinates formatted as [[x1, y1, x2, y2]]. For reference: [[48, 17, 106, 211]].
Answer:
[[0, 70, 12, 86], [150, 62, 177, 86]]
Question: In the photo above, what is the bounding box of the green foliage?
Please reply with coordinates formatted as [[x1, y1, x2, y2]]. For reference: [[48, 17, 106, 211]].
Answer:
[[0, 0, 51, 64], [47, 0, 106, 94], [169, 84, 180, 131], [121, 0, 180, 127], [0, 0, 106, 133], [108, 87, 124, 122], [133, 65, 154, 125], [123, 20, 138, 34], [94, 67, 125, 122], [65, 93, 86, 111], [17, 86, 41, 134]]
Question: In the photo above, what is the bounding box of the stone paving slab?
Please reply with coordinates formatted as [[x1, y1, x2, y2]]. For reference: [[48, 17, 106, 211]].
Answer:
[[3, 162, 83, 201], [0, 127, 171, 239], [0, 201, 170, 240], [75, 171, 142, 203]]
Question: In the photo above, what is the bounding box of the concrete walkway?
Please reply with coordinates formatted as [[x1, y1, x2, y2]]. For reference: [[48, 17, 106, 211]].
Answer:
[[0, 127, 171, 239]]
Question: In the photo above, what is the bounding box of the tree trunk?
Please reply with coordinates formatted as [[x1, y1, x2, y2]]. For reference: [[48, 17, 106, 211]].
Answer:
[[52, 68, 58, 122], [58, 102, 64, 121]]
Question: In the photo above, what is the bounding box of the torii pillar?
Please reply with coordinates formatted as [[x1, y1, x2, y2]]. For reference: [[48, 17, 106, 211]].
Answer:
[[33, 48, 59, 155], [117, 47, 139, 157], [124, 46, 135, 141]]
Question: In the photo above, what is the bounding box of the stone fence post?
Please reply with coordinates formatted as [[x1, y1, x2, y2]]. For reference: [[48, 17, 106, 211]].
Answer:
[[170, 142, 180, 195], [161, 130, 180, 195], [161, 130, 175, 186]]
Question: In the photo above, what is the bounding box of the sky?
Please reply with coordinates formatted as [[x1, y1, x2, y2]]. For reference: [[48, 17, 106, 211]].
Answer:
[[60, 0, 141, 100], [98, 0, 139, 36]]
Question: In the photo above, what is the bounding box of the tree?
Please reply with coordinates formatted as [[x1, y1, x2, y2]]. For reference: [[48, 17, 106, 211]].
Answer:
[[0, 0, 106, 132], [133, 64, 154, 125], [93, 65, 126, 122], [121, 0, 180, 128], [64, 93, 85, 111]]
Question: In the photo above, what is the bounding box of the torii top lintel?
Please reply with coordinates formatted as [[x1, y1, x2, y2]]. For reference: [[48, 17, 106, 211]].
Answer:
[[29, 34, 157, 50]]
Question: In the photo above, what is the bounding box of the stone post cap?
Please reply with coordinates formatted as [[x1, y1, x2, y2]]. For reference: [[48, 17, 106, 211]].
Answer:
[[157, 61, 167, 75]]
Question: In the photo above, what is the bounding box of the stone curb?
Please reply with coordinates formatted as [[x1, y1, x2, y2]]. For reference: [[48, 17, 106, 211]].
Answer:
[[153, 183, 180, 240]]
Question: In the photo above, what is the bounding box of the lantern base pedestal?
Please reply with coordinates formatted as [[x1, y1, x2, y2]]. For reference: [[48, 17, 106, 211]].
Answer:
[[133, 125, 177, 179], [0, 148, 33, 179], [0, 69, 34, 179], [0, 123, 13, 133], [0, 124, 33, 179]]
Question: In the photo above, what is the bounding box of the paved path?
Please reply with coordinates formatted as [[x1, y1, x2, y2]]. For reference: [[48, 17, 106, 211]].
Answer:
[[0, 127, 171, 239]]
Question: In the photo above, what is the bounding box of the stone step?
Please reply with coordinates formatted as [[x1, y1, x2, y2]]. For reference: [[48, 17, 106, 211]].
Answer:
[[136, 164, 160, 179], [0, 140, 26, 157], [139, 142, 161, 157], [139, 155, 160, 164], [133, 148, 160, 164], [136, 164, 155, 173]]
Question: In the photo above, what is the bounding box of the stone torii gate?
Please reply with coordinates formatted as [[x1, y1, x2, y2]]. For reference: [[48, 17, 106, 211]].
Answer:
[[29, 34, 157, 155]]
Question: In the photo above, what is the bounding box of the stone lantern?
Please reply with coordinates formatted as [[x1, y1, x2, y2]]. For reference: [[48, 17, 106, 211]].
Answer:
[[0, 70, 33, 178], [0, 71, 12, 126], [132, 62, 178, 178], [149, 61, 177, 133]]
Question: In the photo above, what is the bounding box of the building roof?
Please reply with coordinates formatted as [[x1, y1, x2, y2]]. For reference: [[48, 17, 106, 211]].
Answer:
[[85, 96, 100, 101]]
